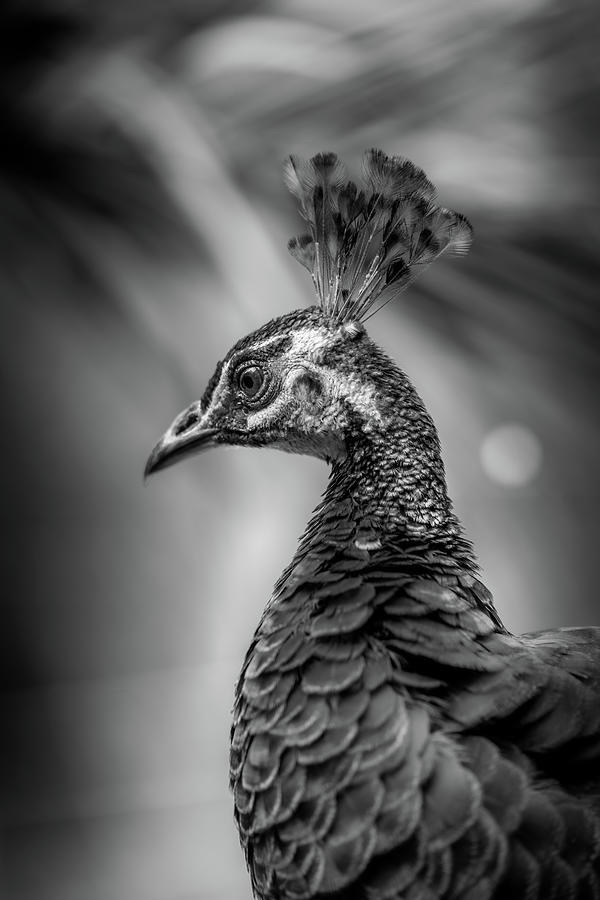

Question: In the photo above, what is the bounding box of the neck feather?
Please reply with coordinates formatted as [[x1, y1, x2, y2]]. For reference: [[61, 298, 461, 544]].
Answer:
[[324, 365, 475, 565]]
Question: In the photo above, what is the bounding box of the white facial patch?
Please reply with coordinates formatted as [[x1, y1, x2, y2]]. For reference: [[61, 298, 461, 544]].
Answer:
[[246, 380, 292, 431], [289, 328, 384, 427], [289, 327, 338, 359], [324, 369, 385, 430]]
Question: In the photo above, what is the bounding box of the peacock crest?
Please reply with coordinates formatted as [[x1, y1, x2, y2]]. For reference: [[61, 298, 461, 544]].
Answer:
[[285, 148, 472, 323]]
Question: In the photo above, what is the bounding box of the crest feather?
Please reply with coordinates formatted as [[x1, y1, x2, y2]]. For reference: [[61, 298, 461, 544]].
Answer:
[[285, 148, 472, 323]]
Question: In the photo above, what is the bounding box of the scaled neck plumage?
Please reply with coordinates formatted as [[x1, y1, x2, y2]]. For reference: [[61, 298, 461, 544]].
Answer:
[[284, 362, 478, 590], [323, 342, 476, 566]]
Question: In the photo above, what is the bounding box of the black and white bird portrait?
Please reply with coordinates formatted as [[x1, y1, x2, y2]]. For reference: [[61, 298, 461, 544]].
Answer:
[[3, 2, 599, 899]]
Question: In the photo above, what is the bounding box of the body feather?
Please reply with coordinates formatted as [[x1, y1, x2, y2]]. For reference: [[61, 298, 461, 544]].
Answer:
[[232, 506, 600, 899]]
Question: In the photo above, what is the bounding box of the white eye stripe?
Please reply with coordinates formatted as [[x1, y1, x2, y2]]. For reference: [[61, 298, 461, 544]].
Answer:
[[222, 334, 289, 380], [252, 334, 289, 352]]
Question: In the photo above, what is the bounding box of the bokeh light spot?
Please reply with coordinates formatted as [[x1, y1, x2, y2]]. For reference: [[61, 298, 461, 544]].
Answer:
[[480, 423, 543, 487]]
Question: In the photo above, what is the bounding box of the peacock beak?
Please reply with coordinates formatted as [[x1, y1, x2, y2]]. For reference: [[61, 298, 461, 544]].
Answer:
[[144, 402, 219, 478]]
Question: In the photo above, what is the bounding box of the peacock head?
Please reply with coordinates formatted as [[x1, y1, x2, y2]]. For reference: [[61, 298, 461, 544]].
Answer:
[[145, 150, 471, 477], [145, 307, 399, 475]]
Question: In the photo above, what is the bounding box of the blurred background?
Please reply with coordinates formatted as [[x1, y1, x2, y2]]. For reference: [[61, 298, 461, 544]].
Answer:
[[1, 0, 599, 897]]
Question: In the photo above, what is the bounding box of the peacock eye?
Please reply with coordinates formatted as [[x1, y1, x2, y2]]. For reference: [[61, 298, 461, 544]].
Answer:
[[237, 365, 265, 399]]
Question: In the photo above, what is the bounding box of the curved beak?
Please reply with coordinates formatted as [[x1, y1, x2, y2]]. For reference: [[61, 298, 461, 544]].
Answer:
[[144, 402, 219, 478]]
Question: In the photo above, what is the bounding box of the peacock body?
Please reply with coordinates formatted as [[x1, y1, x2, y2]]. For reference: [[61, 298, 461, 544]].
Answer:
[[146, 151, 600, 899]]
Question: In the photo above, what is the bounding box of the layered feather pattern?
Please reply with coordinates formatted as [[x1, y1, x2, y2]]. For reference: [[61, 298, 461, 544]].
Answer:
[[232, 494, 600, 899], [284, 149, 472, 322]]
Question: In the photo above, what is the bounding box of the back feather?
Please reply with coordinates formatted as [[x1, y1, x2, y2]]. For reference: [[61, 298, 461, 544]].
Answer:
[[285, 148, 472, 322]]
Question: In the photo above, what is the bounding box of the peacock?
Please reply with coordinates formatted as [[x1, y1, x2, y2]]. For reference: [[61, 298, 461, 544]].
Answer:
[[145, 150, 600, 899]]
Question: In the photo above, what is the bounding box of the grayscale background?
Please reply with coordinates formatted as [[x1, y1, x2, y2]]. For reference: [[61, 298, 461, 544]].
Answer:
[[2, 1, 599, 898]]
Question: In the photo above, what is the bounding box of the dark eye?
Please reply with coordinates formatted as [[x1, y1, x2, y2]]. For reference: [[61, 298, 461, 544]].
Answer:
[[238, 365, 265, 399]]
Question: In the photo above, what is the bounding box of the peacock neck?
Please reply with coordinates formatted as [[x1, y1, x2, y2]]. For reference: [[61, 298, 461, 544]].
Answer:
[[320, 382, 476, 569]]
